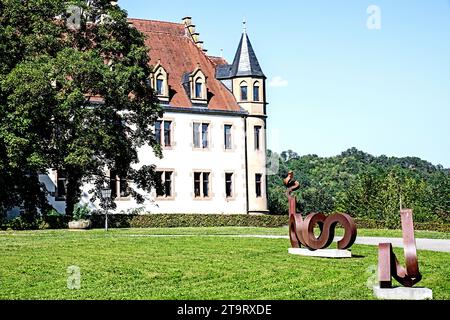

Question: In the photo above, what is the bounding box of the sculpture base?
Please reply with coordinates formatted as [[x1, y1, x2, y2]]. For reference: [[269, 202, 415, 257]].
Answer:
[[373, 286, 433, 300], [288, 248, 352, 258]]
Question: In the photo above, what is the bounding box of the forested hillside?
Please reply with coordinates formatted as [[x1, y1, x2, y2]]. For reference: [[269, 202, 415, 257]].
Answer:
[[268, 148, 450, 225]]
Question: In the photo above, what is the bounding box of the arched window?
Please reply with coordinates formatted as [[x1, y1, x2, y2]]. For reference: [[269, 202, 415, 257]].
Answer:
[[240, 81, 248, 101], [195, 78, 203, 99], [151, 62, 169, 100], [189, 67, 207, 104], [156, 74, 165, 96], [253, 81, 260, 102]]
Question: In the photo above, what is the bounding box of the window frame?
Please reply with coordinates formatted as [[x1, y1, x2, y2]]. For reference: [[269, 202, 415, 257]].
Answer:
[[163, 121, 172, 148], [189, 67, 207, 103], [253, 82, 260, 102], [195, 80, 203, 99], [224, 124, 233, 150], [225, 172, 234, 199], [240, 81, 248, 101], [193, 122, 210, 150], [193, 171, 212, 200], [255, 173, 263, 198], [156, 77, 164, 96], [110, 170, 131, 201], [202, 172, 210, 198], [151, 63, 169, 101], [156, 170, 175, 200], [254, 125, 262, 151], [155, 120, 173, 149]]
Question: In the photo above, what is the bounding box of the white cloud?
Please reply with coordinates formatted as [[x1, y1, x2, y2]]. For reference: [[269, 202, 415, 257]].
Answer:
[[269, 76, 289, 88]]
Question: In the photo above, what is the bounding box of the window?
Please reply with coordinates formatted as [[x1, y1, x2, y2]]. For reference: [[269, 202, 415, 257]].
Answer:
[[110, 171, 130, 199], [253, 83, 260, 101], [202, 123, 209, 148], [151, 64, 168, 99], [225, 173, 233, 198], [190, 68, 207, 102], [156, 78, 164, 95], [155, 121, 162, 143], [194, 172, 211, 199], [193, 122, 209, 149], [203, 172, 210, 198], [56, 171, 67, 200], [194, 172, 201, 197], [255, 174, 262, 198], [195, 80, 202, 99], [119, 177, 129, 198], [241, 84, 248, 101], [155, 120, 172, 147], [164, 121, 172, 147], [224, 125, 232, 150], [254, 126, 262, 150], [193, 123, 200, 148], [156, 171, 173, 198]]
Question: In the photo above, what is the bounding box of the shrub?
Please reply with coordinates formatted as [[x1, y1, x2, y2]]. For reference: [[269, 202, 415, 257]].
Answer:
[[90, 214, 289, 229], [5, 217, 39, 230], [41, 211, 69, 230], [87, 214, 450, 232], [2, 212, 449, 232], [72, 203, 92, 221]]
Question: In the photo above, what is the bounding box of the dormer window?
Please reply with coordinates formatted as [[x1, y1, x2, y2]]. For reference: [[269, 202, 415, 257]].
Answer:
[[253, 81, 260, 101], [151, 62, 169, 102], [195, 79, 203, 99], [156, 77, 164, 95], [240, 81, 248, 101], [189, 67, 207, 104]]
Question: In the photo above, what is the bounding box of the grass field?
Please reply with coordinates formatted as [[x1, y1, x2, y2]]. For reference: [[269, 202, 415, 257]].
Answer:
[[0, 227, 449, 300]]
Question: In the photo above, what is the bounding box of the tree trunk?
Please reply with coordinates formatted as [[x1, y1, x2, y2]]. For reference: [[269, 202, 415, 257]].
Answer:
[[65, 172, 82, 219]]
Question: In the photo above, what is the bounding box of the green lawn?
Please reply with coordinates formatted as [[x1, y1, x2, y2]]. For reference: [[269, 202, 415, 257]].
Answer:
[[0, 228, 448, 300], [90, 226, 450, 239]]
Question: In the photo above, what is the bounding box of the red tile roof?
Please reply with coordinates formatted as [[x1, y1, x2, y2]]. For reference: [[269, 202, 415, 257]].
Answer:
[[129, 18, 242, 112]]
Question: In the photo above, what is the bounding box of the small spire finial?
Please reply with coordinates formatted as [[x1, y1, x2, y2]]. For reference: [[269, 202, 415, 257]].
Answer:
[[242, 18, 247, 34]]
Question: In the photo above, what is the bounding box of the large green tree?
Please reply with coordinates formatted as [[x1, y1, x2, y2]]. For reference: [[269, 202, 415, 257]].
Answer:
[[0, 0, 162, 218], [268, 147, 450, 224]]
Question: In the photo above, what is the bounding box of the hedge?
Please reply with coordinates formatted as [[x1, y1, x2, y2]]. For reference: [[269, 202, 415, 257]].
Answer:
[[2, 213, 449, 232], [0, 215, 70, 231], [89, 214, 289, 229], [353, 218, 450, 233], [88, 214, 450, 233]]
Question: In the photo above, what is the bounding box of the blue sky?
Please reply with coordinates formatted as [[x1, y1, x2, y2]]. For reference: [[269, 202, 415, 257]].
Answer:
[[120, 0, 450, 167]]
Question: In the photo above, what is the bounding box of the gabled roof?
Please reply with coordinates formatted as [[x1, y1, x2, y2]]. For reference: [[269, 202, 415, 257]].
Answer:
[[129, 18, 242, 112], [217, 31, 265, 79]]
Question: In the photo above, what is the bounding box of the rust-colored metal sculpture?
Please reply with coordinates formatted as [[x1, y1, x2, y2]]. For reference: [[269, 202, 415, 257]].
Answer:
[[285, 172, 357, 251], [378, 209, 422, 288]]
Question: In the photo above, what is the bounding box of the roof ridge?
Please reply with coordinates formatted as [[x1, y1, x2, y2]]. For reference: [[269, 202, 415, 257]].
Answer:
[[127, 17, 184, 26], [208, 55, 226, 60]]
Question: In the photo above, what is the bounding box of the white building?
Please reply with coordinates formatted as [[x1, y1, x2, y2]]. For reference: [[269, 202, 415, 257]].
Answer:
[[43, 17, 269, 215]]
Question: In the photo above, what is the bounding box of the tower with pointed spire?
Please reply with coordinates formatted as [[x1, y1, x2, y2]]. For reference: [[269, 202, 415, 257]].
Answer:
[[217, 22, 268, 214]]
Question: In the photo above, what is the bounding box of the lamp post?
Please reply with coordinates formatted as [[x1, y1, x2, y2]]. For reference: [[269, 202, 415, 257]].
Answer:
[[101, 188, 112, 232]]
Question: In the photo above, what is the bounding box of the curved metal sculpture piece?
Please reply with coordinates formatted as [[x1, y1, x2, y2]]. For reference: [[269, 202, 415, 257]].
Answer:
[[378, 209, 422, 288], [285, 172, 357, 251]]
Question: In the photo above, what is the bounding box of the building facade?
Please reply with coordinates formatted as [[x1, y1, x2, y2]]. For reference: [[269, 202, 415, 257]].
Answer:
[[42, 17, 269, 215]]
